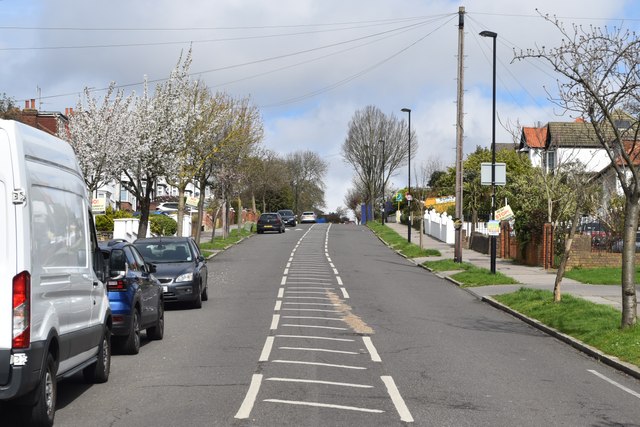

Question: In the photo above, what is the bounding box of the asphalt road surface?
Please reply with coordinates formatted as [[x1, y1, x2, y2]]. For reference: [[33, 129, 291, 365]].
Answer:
[[8, 223, 640, 426]]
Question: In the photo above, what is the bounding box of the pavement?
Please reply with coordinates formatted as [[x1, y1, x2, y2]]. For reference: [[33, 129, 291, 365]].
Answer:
[[382, 220, 640, 379]]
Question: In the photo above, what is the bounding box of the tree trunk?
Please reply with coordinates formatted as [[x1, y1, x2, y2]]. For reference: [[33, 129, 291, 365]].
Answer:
[[137, 197, 151, 239], [554, 208, 582, 302], [176, 185, 188, 237], [237, 196, 243, 232], [621, 198, 639, 328], [221, 199, 229, 239], [210, 206, 221, 243]]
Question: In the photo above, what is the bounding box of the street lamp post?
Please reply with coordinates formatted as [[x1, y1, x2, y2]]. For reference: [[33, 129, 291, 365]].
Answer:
[[379, 139, 386, 224], [401, 108, 411, 243], [480, 30, 497, 274]]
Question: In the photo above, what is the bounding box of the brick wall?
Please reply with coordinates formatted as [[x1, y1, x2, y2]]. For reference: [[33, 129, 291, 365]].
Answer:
[[565, 235, 631, 269]]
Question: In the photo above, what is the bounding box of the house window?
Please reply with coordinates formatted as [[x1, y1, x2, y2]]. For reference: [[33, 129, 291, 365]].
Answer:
[[120, 188, 128, 202], [543, 150, 556, 173]]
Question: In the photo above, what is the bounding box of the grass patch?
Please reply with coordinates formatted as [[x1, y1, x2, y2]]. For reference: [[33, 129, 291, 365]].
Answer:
[[423, 259, 474, 272], [199, 226, 254, 251], [368, 222, 442, 258], [495, 288, 640, 367], [452, 266, 519, 287], [564, 266, 640, 285]]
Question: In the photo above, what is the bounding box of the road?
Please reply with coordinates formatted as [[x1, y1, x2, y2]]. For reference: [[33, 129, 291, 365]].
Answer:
[[18, 223, 640, 425]]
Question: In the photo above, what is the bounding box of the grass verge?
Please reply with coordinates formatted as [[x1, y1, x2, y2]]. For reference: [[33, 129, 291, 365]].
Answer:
[[564, 266, 640, 285], [368, 222, 441, 258], [199, 226, 254, 253], [423, 259, 519, 287], [494, 288, 640, 367]]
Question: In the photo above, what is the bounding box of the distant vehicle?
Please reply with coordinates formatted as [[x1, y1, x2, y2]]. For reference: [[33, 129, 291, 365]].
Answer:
[[99, 240, 165, 354], [134, 237, 209, 309], [0, 120, 112, 426], [300, 211, 317, 223], [611, 232, 640, 253], [257, 212, 286, 234], [156, 202, 179, 212], [277, 209, 297, 226], [579, 221, 610, 248]]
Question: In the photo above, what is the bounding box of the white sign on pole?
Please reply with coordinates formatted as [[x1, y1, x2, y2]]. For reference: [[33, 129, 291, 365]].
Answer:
[[481, 163, 506, 186]]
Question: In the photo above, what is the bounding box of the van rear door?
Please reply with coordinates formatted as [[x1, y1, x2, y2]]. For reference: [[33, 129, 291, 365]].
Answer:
[[0, 126, 17, 385]]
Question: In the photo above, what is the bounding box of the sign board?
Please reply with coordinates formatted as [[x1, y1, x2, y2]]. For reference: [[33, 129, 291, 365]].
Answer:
[[395, 193, 403, 202], [424, 195, 455, 213], [186, 196, 199, 208], [487, 220, 501, 236], [406, 194, 413, 201], [495, 205, 515, 221], [481, 163, 506, 186], [92, 198, 106, 214]]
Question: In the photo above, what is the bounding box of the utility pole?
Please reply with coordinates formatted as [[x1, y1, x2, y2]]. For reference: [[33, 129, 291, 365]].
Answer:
[[454, 6, 465, 263]]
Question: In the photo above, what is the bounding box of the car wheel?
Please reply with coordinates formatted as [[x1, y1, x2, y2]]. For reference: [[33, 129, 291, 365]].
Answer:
[[192, 284, 203, 309], [121, 310, 141, 354], [21, 352, 56, 426], [84, 324, 111, 383], [201, 284, 209, 301], [146, 302, 164, 341]]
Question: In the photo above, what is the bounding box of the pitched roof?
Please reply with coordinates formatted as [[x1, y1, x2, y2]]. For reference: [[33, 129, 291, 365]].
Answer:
[[520, 127, 547, 149], [546, 121, 603, 148]]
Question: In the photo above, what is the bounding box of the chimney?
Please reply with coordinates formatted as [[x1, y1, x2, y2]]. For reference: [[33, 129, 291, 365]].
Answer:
[[30, 99, 35, 109], [25, 100, 29, 109]]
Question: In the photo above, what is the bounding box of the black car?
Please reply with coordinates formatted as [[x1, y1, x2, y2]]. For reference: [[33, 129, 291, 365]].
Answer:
[[133, 236, 209, 308], [257, 212, 286, 234], [277, 209, 297, 226], [99, 240, 165, 354]]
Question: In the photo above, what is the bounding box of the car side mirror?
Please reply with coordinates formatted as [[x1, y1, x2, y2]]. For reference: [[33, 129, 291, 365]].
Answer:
[[198, 255, 206, 262], [147, 263, 157, 273]]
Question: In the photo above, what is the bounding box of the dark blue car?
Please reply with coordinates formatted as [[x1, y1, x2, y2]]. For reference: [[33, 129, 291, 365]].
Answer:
[[99, 240, 165, 354], [133, 236, 209, 309]]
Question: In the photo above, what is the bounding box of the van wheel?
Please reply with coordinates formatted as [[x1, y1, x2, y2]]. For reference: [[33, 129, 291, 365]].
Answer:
[[147, 302, 164, 340], [22, 353, 56, 427], [121, 310, 141, 354], [83, 324, 111, 383]]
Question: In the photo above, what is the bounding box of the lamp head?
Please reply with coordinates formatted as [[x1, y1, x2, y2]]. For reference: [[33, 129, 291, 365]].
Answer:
[[479, 30, 497, 38], [401, 108, 411, 113]]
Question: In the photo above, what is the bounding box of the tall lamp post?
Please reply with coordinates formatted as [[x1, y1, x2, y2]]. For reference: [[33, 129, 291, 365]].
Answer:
[[379, 139, 386, 224], [401, 108, 412, 243], [480, 30, 497, 274]]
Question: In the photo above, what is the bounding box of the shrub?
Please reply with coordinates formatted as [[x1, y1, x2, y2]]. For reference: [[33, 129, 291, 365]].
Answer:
[[150, 214, 177, 236], [95, 215, 114, 232]]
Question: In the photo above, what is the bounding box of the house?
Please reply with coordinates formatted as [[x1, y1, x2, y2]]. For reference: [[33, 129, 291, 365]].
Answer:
[[519, 119, 611, 174]]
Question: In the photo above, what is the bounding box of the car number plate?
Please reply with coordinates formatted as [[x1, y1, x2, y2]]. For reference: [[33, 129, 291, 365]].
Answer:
[[163, 285, 168, 293], [265, 225, 272, 228]]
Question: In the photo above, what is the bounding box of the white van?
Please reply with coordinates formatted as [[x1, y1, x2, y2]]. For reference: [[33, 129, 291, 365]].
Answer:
[[0, 120, 112, 426]]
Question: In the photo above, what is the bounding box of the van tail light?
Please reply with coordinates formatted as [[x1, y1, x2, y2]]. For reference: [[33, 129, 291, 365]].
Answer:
[[107, 280, 127, 291], [12, 271, 30, 349]]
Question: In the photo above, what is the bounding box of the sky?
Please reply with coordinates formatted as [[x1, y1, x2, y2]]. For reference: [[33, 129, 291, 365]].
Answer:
[[1, 0, 639, 214]]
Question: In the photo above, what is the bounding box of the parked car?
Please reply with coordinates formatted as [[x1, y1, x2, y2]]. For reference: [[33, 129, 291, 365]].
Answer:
[[611, 232, 640, 253], [99, 240, 165, 354], [156, 202, 179, 212], [300, 211, 317, 223], [0, 120, 112, 426], [133, 237, 209, 308], [277, 209, 297, 226], [257, 212, 286, 233], [579, 221, 610, 248]]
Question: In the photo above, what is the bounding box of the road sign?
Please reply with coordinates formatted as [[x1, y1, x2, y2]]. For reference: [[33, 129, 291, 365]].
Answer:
[[406, 194, 413, 201], [395, 193, 403, 202], [487, 220, 500, 236]]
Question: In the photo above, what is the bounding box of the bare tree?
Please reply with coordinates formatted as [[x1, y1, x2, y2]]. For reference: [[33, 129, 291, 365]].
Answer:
[[515, 16, 640, 327], [341, 105, 418, 217], [286, 151, 328, 214]]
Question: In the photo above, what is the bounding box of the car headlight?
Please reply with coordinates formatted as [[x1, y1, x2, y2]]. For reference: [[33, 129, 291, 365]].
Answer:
[[176, 272, 194, 283]]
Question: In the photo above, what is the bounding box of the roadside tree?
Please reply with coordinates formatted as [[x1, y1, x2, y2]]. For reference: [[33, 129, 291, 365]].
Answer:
[[515, 16, 640, 327]]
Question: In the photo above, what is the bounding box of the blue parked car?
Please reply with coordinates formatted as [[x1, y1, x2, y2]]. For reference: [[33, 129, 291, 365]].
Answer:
[[99, 240, 165, 354]]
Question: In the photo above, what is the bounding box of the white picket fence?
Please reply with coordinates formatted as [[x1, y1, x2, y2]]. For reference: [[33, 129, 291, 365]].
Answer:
[[422, 210, 488, 245]]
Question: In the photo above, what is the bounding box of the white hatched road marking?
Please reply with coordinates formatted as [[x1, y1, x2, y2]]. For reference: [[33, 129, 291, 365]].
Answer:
[[340, 287, 350, 299], [274, 300, 282, 311], [363, 337, 381, 362], [588, 370, 640, 399], [336, 276, 343, 285], [281, 308, 341, 313], [234, 374, 263, 419], [280, 276, 287, 285], [282, 316, 342, 321], [381, 376, 414, 422], [282, 324, 348, 331], [272, 359, 367, 370], [283, 302, 339, 306], [279, 346, 360, 355], [264, 399, 384, 414], [265, 377, 373, 388], [259, 337, 274, 361], [277, 288, 284, 298], [270, 314, 280, 330], [276, 334, 354, 342]]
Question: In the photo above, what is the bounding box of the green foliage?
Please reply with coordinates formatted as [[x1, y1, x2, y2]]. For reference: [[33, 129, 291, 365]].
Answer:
[[150, 214, 177, 236], [495, 288, 640, 366], [199, 227, 254, 251], [94, 206, 133, 231]]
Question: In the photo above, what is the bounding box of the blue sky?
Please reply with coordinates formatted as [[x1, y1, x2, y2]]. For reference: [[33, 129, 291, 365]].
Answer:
[[1, 0, 638, 213]]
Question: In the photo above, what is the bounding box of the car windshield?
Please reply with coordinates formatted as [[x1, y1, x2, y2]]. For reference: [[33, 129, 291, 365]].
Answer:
[[278, 210, 293, 216], [303, 212, 314, 216], [134, 242, 193, 263], [260, 214, 278, 220]]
